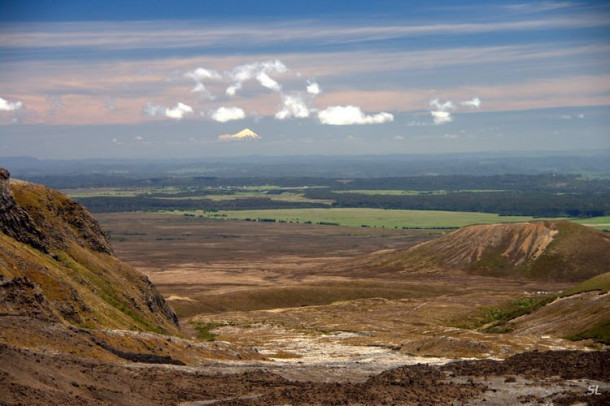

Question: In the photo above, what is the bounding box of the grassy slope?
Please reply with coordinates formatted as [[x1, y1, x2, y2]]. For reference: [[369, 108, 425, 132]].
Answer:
[[2, 181, 179, 334], [528, 222, 610, 282], [455, 272, 610, 344]]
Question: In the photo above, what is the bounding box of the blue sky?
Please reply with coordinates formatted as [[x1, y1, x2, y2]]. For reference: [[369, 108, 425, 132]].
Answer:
[[1, 0, 609, 158]]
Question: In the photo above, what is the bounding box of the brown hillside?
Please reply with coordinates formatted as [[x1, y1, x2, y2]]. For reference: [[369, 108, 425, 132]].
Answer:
[[0, 169, 179, 334], [348, 221, 610, 282]]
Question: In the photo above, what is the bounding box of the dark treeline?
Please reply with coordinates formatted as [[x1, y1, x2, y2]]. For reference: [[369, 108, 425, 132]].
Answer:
[[25, 173, 610, 193], [44, 173, 610, 218], [303, 189, 609, 217], [77, 196, 327, 213]]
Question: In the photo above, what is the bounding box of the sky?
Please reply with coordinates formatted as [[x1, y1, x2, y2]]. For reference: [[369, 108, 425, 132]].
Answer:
[[1, 0, 609, 159]]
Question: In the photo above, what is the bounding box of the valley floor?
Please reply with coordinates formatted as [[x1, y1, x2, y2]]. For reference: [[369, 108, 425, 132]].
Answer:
[[3, 213, 608, 405], [2, 340, 608, 405]]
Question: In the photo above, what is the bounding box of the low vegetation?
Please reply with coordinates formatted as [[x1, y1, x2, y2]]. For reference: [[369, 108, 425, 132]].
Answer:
[[61, 173, 610, 219], [183, 208, 551, 229], [456, 296, 556, 333]]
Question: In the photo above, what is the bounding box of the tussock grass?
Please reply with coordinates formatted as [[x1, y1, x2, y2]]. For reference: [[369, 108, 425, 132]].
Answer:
[[453, 296, 555, 333], [171, 281, 445, 318]]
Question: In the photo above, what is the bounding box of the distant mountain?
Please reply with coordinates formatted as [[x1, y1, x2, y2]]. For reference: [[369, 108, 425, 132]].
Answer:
[[345, 221, 610, 282]]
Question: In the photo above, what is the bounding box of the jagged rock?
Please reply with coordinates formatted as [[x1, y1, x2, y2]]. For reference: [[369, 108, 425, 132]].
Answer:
[[0, 168, 179, 333], [0, 276, 58, 321], [0, 168, 49, 253]]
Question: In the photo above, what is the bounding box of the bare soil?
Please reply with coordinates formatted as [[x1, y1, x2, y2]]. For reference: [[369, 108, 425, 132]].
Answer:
[[2, 342, 608, 405]]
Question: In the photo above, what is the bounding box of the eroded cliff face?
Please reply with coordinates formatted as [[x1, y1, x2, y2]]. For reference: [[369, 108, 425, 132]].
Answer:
[[0, 168, 49, 253], [0, 168, 179, 333], [341, 220, 610, 282]]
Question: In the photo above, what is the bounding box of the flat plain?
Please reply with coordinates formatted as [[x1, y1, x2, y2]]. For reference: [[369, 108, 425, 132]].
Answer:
[[97, 212, 590, 367], [175, 207, 554, 229]]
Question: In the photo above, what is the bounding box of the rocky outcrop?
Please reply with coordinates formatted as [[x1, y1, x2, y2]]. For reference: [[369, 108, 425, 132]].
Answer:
[[0, 276, 58, 321], [0, 168, 49, 253], [0, 167, 179, 333], [3, 169, 113, 256]]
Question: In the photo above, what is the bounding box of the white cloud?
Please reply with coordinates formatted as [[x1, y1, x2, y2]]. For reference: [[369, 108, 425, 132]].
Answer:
[[185, 67, 221, 97], [190, 82, 207, 93], [429, 99, 456, 125], [317, 105, 394, 125], [143, 102, 193, 120], [461, 97, 481, 108], [185, 67, 222, 97], [218, 128, 260, 141], [210, 106, 246, 122], [166, 103, 194, 119], [134, 136, 144, 141], [429, 99, 455, 111], [560, 113, 586, 120], [430, 110, 453, 125], [306, 80, 321, 95], [275, 93, 310, 120], [185, 67, 222, 82], [226, 59, 287, 96], [0, 97, 23, 112], [256, 72, 281, 91]]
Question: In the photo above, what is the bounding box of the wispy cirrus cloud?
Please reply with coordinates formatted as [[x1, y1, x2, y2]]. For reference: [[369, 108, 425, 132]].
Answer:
[[3, 16, 608, 51]]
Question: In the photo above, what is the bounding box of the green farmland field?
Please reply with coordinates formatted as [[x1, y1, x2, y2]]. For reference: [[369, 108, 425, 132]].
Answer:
[[175, 208, 556, 229], [573, 216, 610, 231]]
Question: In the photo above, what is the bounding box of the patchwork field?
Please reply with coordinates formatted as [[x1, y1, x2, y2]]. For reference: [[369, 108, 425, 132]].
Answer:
[[180, 207, 560, 229]]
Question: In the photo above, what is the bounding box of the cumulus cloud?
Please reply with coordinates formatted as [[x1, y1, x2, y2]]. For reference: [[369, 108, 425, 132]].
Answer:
[[0, 97, 23, 112], [226, 59, 287, 96], [256, 72, 281, 92], [185, 67, 222, 82], [317, 105, 394, 125], [461, 97, 481, 109], [210, 106, 246, 122], [429, 99, 455, 111], [185, 67, 222, 97], [143, 102, 193, 120], [429, 99, 455, 125], [306, 80, 321, 95], [430, 110, 453, 125], [218, 128, 260, 141], [275, 93, 311, 120]]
